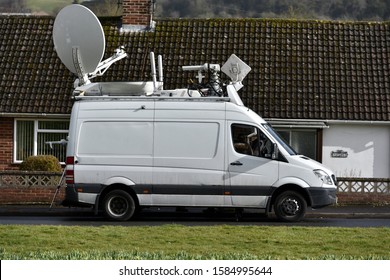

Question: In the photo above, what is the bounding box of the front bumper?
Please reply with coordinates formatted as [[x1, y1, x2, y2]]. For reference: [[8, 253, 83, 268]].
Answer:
[[308, 187, 337, 208]]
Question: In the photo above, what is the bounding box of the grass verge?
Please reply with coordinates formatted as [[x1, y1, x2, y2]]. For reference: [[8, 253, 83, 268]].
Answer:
[[25, 0, 72, 14], [1, 225, 389, 260]]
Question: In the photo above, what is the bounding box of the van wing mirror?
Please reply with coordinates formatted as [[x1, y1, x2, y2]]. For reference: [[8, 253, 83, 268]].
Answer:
[[272, 143, 279, 160]]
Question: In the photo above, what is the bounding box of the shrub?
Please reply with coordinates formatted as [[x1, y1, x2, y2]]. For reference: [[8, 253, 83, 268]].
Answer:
[[19, 155, 62, 172]]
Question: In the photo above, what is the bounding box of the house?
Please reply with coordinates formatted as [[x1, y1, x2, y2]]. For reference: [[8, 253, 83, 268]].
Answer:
[[1, 0, 389, 179]]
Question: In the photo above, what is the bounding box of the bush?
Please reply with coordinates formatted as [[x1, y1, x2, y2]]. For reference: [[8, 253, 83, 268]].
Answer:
[[19, 155, 62, 172]]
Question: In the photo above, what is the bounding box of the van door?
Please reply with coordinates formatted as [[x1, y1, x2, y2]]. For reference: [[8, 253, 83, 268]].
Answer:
[[227, 122, 279, 208], [152, 102, 228, 207]]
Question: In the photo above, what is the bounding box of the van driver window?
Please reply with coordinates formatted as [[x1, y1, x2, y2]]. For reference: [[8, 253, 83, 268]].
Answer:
[[231, 124, 273, 158]]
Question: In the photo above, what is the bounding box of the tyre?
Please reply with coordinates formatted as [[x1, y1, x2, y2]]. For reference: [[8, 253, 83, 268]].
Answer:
[[103, 190, 136, 221], [274, 191, 307, 222]]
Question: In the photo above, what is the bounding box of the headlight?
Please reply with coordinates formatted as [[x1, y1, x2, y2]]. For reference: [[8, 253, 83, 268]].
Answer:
[[314, 169, 333, 185]]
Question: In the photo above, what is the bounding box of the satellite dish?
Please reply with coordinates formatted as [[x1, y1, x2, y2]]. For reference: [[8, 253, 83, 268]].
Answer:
[[53, 4, 105, 76], [221, 54, 251, 83]]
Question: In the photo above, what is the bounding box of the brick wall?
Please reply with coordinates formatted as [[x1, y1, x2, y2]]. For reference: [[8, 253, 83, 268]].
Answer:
[[337, 193, 390, 205], [0, 186, 64, 205], [0, 118, 15, 171], [122, 0, 152, 26], [0, 171, 65, 205]]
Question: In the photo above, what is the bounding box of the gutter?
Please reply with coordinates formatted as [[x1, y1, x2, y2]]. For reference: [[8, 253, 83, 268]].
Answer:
[[265, 118, 329, 129], [265, 118, 390, 128], [0, 113, 70, 118], [325, 120, 390, 125]]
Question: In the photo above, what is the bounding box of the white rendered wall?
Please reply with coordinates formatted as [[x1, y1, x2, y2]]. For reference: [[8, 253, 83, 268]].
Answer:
[[322, 124, 390, 178]]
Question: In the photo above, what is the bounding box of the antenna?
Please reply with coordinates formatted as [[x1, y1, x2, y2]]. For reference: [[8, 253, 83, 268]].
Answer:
[[53, 4, 127, 86], [158, 55, 163, 84], [182, 63, 222, 96], [221, 54, 251, 91], [181, 55, 250, 103], [149, 52, 164, 93], [150, 52, 157, 90]]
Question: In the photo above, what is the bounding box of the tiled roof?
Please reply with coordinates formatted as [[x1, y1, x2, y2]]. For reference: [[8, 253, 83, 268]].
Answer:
[[0, 16, 74, 114], [1, 15, 389, 121]]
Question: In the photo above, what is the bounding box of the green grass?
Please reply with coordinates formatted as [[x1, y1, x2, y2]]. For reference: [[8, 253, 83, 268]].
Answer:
[[25, 0, 73, 14], [0, 225, 389, 260]]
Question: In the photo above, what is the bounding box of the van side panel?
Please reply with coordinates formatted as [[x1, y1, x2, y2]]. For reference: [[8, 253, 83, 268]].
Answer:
[[78, 121, 153, 159], [72, 101, 155, 194]]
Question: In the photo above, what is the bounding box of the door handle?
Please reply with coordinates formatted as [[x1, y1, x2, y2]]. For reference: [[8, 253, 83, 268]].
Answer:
[[230, 161, 243, 166]]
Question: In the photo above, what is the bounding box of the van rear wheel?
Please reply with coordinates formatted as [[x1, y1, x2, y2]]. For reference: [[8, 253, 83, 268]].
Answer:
[[274, 191, 307, 222], [103, 190, 135, 221]]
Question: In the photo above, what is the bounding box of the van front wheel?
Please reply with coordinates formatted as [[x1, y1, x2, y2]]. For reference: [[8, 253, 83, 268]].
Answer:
[[274, 191, 307, 222], [103, 190, 135, 221]]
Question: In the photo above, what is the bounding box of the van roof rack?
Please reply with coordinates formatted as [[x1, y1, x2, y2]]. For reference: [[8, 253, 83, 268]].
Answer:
[[73, 95, 231, 103], [72, 53, 251, 106], [72, 81, 228, 100]]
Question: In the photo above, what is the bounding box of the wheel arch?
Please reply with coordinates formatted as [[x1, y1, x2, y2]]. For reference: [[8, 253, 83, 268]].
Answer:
[[97, 183, 139, 211], [269, 184, 312, 210]]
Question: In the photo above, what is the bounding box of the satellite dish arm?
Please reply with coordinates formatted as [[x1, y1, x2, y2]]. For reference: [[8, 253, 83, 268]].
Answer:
[[88, 46, 127, 81], [72, 46, 89, 86]]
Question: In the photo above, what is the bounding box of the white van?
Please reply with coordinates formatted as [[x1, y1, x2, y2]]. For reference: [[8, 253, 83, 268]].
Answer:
[[63, 58, 337, 222], [53, 6, 336, 222]]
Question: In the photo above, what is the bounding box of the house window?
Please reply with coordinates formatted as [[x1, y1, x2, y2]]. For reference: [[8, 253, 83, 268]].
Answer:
[[275, 129, 320, 160], [14, 119, 69, 163]]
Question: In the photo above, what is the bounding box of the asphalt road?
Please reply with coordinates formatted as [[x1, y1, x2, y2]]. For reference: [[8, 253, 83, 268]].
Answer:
[[0, 205, 389, 227]]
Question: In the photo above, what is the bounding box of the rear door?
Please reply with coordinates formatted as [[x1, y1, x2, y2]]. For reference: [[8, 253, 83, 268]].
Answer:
[[227, 122, 279, 208]]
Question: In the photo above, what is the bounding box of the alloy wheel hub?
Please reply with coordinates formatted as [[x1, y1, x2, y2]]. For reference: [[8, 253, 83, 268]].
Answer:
[[281, 198, 300, 215]]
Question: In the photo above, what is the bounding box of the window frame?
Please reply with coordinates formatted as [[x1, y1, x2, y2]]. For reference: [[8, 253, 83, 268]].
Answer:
[[14, 118, 69, 164], [231, 123, 275, 159], [274, 128, 322, 161]]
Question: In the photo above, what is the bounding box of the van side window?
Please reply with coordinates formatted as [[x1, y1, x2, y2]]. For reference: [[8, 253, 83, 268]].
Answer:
[[231, 124, 273, 159]]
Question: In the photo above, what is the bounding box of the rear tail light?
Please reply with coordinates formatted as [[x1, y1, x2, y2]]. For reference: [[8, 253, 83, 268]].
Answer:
[[65, 156, 75, 184], [66, 156, 74, 165]]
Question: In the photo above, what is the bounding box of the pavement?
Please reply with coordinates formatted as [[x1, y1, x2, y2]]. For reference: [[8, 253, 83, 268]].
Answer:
[[305, 204, 390, 219], [0, 204, 389, 219]]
